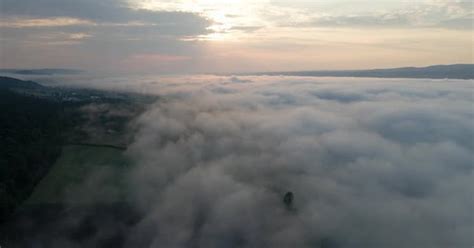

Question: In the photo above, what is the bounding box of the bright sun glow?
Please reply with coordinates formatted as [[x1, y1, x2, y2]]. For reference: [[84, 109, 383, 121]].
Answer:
[[132, 0, 265, 40]]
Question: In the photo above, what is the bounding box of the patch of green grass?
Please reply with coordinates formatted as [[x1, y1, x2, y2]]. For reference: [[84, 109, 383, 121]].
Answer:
[[25, 145, 132, 205]]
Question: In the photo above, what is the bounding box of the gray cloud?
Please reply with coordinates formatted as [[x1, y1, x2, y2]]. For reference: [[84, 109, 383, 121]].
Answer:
[[0, 0, 211, 31], [0, 0, 212, 36], [310, 13, 411, 27], [439, 17, 474, 29], [277, 0, 473, 29], [301, 12, 473, 29], [228, 26, 264, 32], [0, 0, 212, 71]]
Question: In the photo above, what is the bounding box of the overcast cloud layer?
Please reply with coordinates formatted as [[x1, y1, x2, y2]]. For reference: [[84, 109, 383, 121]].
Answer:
[[30, 75, 472, 247]]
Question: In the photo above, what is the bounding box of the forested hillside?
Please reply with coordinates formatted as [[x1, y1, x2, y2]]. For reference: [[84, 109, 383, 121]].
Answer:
[[0, 89, 63, 222]]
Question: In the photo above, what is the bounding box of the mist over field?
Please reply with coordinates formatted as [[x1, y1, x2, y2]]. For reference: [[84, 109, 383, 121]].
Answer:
[[20, 75, 471, 247]]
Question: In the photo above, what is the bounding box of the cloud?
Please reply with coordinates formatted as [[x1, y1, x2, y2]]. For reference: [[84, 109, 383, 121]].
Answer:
[[121, 76, 473, 247], [1, 0, 472, 72], [439, 17, 474, 29], [0, 17, 94, 28], [273, 0, 473, 29], [0, 0, 212, 36], [0, 0, 212, 71], [115, 75, 474, 247], [1, 0, 209, 27], [229, 76, 253, 83], [309, 13, 411, 27], [228, 25, 264, 32], [0, 24, 208, 72]]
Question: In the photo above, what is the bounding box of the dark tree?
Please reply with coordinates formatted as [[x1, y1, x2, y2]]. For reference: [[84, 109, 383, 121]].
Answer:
[[283, 191, 294, 209]]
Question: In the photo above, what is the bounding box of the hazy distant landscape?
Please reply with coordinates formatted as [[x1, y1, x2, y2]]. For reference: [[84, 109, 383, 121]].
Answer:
[[252, 64, 474, 79]]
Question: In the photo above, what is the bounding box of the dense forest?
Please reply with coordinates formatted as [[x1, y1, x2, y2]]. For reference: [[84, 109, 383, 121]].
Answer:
[[0, 76, 150, 224], [0, 89, 63, 222]]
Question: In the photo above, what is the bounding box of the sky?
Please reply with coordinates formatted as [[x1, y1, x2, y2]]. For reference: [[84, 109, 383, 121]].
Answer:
[[0, 0, 473, 73]]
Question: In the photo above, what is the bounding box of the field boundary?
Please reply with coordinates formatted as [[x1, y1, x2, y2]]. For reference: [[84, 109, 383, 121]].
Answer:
[[65, 143, 127, 151]]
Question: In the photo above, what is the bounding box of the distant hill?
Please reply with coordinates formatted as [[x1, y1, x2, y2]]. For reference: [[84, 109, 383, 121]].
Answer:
[[0, 68, 82, 76], [0, 76, 45, 90], [252, 64, 474, 79]]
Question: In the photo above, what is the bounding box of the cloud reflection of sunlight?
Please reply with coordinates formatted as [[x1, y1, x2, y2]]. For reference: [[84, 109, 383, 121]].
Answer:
[[132, 0, 266, 40]]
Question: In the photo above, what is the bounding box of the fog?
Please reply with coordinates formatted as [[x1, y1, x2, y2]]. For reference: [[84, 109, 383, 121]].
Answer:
[[15, 75, 474, 247], [98, 75, 469, 248]]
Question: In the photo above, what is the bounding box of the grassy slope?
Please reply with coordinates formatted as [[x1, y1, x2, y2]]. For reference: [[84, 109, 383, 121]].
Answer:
[[25, 145, 132, 206]]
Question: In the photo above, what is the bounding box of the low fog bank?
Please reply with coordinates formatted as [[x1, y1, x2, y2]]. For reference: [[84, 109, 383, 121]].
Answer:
[[123, 76, 473, 247], [7, 75, 474, 247]]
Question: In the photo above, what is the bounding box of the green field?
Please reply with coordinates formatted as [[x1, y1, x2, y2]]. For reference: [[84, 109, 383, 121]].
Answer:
[[25, 145, 132, 206]]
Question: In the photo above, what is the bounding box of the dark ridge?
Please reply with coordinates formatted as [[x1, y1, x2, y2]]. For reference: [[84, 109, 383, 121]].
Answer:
[[0, 76, 45, 90], [0, 68, 83, 75], [249, 64, 474, 79]]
